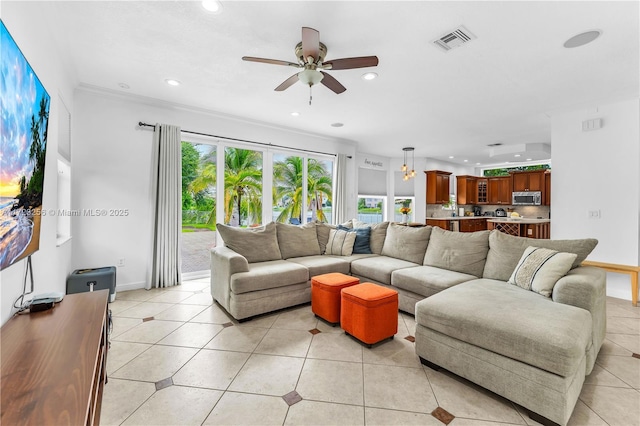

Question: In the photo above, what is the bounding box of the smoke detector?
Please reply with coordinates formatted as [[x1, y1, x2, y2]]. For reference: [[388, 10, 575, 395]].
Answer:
[[433, 26, 476, 52]]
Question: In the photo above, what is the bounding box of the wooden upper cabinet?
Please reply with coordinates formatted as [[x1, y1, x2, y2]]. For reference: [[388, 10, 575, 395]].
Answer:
[[488, 176, 512, 205], [511, 170, 545, 192], [425, 170, 452, 204], [456, 175, 478, 205], [477, 178, 488, 204]]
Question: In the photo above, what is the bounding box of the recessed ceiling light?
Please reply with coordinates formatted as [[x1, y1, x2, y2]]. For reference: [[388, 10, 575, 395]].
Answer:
[[118, 82, 130, 89], [331, 122, 344, 127], [165, 79, 181, 86], [291, 112, 300, 117], [505, 161, 511, 164], [361, 72, 378, 81], [476, 162, 481, 165], [463, 159, 468, 162], [526, 158, 532, 161], [202, 0, 223, 13], [564, 30, 601, 48], [514, 154, 521, 157], [448, 156, 454, 159]]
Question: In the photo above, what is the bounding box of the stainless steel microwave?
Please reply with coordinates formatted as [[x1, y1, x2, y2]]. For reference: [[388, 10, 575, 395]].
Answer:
[[512, 191, 542, 205]]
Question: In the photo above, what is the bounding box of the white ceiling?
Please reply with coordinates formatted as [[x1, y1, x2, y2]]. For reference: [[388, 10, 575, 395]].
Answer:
[[42, 1, 639, 165]]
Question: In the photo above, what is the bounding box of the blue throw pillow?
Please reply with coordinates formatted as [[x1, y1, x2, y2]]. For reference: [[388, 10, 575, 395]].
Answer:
[[337, 225, 372, 254]]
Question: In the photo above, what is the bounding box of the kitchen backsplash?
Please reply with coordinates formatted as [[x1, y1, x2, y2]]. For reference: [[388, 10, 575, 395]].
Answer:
[[427, 204, 550, 219]]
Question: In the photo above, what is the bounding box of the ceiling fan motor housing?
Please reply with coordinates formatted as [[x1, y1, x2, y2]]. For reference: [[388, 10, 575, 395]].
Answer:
[[295, 41, 327, 64]]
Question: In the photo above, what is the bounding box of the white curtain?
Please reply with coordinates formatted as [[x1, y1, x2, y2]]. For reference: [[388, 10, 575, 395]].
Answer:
[[148, 124, 182, 289], [333, 153, 349, 224]]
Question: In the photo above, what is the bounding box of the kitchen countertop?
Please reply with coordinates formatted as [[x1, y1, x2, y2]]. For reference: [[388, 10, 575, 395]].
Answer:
[[487, 218, 550, 224], [429, 216, 490, 221]]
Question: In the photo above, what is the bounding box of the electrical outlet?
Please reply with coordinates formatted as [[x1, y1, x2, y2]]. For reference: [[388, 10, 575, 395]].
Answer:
[[117, 257, 126, 267], [588, 210, 601, 219]]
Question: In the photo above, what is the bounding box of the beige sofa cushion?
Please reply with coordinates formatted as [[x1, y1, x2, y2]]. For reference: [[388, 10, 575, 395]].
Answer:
[[381, 224, 432, 264], [315, 222, 336, 254], [325, 229, 356, 256], [287, 255, 351, 277], [391, 265, 477, 299], [230, 260, 309, 294], [483, 230, 598, 281], [509, 246, 577, 297], [351, 255, 418, 285], [217, 222, 281, 263], [415, 279, 592, 377], [276, 222, 321, 259], [423, 227, 490, 277]]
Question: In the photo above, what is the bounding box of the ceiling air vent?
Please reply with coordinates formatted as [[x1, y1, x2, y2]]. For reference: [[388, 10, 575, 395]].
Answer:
[[487, 143, 503, 147], [433, 26, 476, 52]]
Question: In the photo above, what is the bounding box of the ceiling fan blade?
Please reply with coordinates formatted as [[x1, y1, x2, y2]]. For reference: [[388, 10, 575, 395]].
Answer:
[[274, 74, 299, 91], [320, 71, 346, 94], [324, 56, 379, 70], [302, 27, 320, 62], [242, 56, 299, 67]]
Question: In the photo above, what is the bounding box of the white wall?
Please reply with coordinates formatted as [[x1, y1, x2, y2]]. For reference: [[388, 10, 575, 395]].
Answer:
[[72, 88, 357, 291], [0, 3, 77, 324], [551, 98, 640, 300]]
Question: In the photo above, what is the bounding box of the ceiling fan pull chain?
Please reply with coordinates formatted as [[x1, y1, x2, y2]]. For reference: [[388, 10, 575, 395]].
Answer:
[[309, 85, 312, 105]]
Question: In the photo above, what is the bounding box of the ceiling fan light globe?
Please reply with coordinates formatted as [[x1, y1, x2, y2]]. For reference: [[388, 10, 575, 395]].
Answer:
[[298, 69, 324, 86]]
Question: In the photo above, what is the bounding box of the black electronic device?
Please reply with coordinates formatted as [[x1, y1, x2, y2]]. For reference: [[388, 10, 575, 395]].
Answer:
[[29, 298, 56, 312]]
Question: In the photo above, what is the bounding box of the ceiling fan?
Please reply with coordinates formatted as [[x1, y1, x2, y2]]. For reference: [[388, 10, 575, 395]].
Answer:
[[242, 27, 379, 104]]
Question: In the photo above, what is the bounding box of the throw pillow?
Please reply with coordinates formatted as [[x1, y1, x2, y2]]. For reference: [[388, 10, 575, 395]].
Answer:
[[276, 222, 321, 259], [508, 246, 577, 297], [483, 230, 598, 281], [217, 222, 282, 263], [338, 225, 372, 254], [381, 223, 432, 264], [325, 229, 357, 256], [353, 221, 389, 254]]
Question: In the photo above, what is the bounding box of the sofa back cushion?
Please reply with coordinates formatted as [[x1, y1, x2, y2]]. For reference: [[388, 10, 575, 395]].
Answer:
[[381, 223, 432, 264], [483, 230, 598, 281], [423, 227, 490, 277], [217, 222, 282, 263], [508, 246, 577, 297], [353, 220, 389, 255], [276, 222, 321, 259], [315, 222, 336, 254]]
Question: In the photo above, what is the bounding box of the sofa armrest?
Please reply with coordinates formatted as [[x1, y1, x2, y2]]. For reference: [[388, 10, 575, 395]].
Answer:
[[210, 246, 250, 310], [552, 266, 606, 370]]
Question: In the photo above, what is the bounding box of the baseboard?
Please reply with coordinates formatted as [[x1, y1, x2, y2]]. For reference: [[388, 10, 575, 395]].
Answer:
[[116, 281, 147, 292]]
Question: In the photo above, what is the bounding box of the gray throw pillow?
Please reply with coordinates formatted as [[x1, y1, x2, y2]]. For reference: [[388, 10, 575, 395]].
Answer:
[[381, 223, 432, 264], [423, 227, 490, 277], [276, 222, 321, 259], [217, 222, 282, 263], [354, 221, 389, 255], [483, 230, 598, 281]]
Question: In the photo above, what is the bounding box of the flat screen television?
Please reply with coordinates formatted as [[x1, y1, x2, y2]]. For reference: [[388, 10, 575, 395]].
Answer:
[[0, 20, 50, 271]]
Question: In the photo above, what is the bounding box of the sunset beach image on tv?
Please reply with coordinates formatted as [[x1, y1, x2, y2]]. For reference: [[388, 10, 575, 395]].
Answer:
[[1, 20, 50, 271]]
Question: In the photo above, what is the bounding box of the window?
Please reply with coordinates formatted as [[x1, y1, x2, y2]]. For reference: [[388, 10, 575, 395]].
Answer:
[[307, 157, 333, 224], [272, 153, 302, 224], [224, 147, 263, 227], [357, 196, 386, 224]]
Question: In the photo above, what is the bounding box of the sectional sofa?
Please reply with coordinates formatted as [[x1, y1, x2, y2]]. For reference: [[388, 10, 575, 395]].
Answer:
[[210, 220, 604, 426]]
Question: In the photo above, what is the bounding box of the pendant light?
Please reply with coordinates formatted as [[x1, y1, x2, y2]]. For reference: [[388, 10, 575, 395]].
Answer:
[[402, 147, 415, 180]]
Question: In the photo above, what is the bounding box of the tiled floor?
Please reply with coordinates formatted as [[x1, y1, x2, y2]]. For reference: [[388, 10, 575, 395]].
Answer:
[[102, 279, 640, 426]]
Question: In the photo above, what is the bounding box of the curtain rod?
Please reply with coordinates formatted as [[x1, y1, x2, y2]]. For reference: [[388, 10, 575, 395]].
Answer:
[[138, 122, 351, 159]]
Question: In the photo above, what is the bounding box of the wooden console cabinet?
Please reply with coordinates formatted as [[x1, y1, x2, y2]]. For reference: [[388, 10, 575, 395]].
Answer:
[[1, 290, 110, 425]]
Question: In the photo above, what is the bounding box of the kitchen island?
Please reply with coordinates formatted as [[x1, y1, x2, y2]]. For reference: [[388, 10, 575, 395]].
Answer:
[[426, 216, 488, 232], [487, 218, 550, 239]]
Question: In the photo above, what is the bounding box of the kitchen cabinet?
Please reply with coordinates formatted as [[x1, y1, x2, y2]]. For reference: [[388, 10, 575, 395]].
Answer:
[[426, 219, 454, 231], [544, 172, 551, 206], [456, 175, 478, 205], [425, 170, 452, 204], [511, 170, 545, 192], [477, 178, 488, 204], [459, 218, 487, 233], [488, 176, 512, 205]]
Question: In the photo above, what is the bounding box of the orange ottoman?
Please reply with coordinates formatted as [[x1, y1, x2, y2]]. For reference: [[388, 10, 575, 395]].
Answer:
[[340, 283, 398, 346], [311, 273, 360, 324]]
